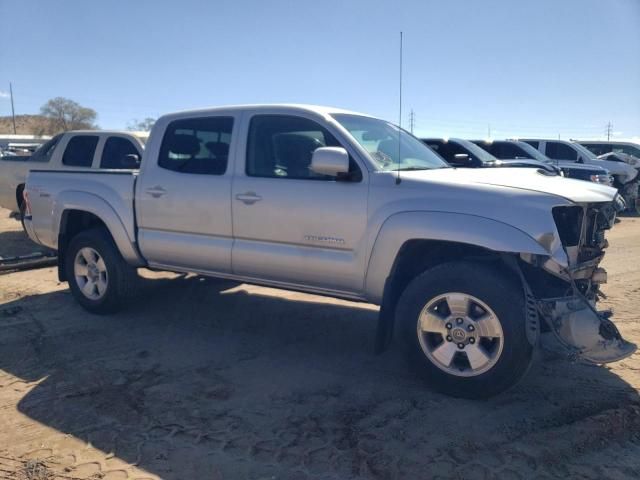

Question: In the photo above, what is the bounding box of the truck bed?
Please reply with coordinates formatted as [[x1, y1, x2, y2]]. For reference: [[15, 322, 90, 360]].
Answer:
[[26, 170, 138, 252]]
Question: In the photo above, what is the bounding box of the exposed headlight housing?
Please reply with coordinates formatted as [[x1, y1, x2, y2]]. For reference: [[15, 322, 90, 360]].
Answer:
[[552, 206, 583, 247], [590, 174, 613, 186]]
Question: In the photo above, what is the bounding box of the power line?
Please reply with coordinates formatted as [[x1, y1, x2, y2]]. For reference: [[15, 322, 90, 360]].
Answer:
[[396, 31, 403, 185]]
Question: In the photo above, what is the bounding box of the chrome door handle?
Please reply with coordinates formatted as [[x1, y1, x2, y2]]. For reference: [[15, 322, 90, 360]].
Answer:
[[235, 192, 262, 205], [145, 186, 167, 198]]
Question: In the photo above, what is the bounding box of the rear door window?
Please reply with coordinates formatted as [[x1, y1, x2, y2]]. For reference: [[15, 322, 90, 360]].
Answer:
[[100, 137, 141, 169], [62, 135, 99, 167], [158, 116, 233, 175]]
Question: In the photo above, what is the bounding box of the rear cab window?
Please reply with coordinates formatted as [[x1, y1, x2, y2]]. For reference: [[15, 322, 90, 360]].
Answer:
[[100, 136, 141, 169], [62, 135, 99, 167]]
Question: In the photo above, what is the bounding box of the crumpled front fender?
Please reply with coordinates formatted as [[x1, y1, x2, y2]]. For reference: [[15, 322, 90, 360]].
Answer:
[[365, 211, 563, 303]]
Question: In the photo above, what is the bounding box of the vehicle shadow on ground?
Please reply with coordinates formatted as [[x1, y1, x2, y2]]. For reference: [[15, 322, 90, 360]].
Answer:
[[1, 274, 639, 479], [0, 229, 51, 258]]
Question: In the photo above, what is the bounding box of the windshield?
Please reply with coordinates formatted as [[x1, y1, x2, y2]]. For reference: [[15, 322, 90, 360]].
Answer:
[[511, 141, 552, 163], [571, 142, 598, 160], [452, 138, 498, 163], [331, 114, 449, 171]]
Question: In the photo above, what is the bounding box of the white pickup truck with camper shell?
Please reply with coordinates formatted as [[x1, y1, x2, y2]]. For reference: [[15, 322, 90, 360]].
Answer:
[[23, 104, 636, 398], [0, 130, 147, 220]]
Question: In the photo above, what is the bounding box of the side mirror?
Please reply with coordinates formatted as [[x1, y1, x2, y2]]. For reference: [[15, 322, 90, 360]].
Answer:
[[452, 153, 471, 166], [124, 153, 141, 168], [310, 147, 349, 177]]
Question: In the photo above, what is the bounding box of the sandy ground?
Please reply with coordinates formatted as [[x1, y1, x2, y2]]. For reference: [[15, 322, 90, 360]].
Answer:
[[0, 208, 639, 480]]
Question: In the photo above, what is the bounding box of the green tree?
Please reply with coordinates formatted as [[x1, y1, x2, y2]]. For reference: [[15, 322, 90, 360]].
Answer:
[[40, 97, 97, 133], [127, 117, 156, 131]]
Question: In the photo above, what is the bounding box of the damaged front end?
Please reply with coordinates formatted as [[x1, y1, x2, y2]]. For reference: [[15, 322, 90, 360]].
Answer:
[[522, 194, 636, 364]]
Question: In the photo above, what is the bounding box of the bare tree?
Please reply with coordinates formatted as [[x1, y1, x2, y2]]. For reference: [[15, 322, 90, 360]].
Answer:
[[127, 117, 156, 131], [40, 97, 97, 133]]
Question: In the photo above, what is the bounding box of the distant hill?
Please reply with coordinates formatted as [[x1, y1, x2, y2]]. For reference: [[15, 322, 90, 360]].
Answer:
[[0, 115, 52, 136]]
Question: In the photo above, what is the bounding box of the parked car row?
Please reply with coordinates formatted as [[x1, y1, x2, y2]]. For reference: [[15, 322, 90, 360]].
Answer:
[[420, 137, 640, 212], [19, 104, 636, 399], [422, 138, 612, 184]]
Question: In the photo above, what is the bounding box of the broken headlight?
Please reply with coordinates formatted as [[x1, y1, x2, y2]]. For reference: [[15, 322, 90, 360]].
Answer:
[[552, 206, 583, 247]]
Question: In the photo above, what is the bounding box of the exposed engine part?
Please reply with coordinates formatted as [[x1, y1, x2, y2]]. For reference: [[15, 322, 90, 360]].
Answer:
[[540, 296, 636, 364], [523, 195, 636, 363]]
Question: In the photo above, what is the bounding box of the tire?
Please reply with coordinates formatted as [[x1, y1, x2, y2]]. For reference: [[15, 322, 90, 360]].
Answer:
[[65, 227, 137, 314], [395, 261, 533, 399]]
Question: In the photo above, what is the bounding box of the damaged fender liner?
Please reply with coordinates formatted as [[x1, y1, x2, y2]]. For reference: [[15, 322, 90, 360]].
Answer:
[[538, 296, 636, 364], [517, 255, 636, 364]]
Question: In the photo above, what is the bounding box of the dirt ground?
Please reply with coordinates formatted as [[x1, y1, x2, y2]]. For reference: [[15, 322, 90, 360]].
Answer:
[[0, 208, 639, 480]]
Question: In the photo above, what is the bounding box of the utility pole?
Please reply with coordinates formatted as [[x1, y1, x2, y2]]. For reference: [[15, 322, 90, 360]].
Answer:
[[9, 82, 16, 134], [606, 121, 613, 141], [409, 109, 415, 134], [487, 124, 491, 139]]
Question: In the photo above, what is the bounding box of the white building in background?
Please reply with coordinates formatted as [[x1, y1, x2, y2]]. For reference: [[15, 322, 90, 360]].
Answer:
[[0, 134, 50, 151]]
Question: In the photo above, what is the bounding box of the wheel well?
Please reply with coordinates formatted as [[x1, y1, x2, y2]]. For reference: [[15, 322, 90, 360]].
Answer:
[[374, 239, 515, 353], [57, 210, 108, 282], [16, 184, 24, 209], [389, 240, 504, 301]]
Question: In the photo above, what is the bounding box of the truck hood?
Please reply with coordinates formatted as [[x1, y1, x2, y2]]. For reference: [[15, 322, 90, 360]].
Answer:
[[490, 158, 558, 172], [554, 161, 608, 174], [399, 167, 618, 204]]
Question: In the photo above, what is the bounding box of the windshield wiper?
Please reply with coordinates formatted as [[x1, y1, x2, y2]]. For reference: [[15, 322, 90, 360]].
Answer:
[[395, 166, 430, 171]]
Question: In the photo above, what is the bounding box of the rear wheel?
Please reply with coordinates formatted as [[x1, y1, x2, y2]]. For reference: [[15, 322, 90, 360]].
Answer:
[[65, 227, 137, 314], [396, 261, 533, 399]]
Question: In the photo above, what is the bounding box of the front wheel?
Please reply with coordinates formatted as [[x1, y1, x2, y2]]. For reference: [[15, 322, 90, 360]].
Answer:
[[65, 227, 137, 314], [396, 261, 533, 399]]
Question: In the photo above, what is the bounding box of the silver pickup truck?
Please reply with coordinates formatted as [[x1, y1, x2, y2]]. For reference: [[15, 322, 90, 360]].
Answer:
[[23, 104, 636, 398]]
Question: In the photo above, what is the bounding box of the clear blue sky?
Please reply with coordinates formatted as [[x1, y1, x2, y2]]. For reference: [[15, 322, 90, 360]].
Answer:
[[1, 0, 639, 139]]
